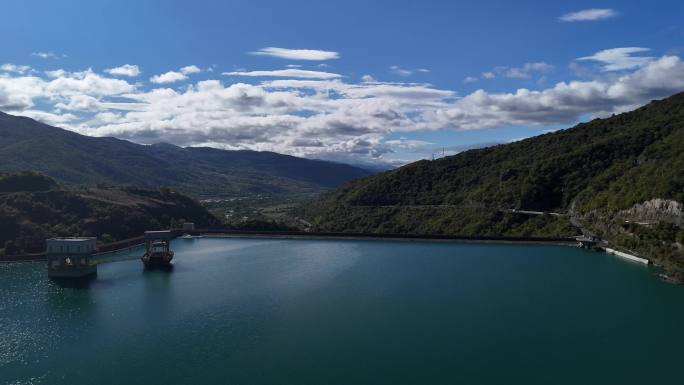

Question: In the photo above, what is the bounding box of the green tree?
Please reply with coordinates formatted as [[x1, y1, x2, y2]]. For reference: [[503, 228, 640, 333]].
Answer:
[[100, 233, 115, 244], [677, 230, 684, 245]]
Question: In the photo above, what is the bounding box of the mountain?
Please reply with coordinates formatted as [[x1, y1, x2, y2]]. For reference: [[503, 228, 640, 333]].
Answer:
[[304, 91, 684, 280], [0, 172, 219, 255], [0, 111, 372, 197]]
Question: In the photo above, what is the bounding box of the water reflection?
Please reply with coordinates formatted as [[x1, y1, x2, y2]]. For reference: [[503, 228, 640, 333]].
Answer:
[[49, 275, 97, 290]]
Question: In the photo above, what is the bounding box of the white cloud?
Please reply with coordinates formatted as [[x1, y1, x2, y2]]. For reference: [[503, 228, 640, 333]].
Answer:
[[45, 69, 67, 78], [31, 52, 64, 60], [222, 69, 342, 79], [251, 47, 339, 61], [180, 65, 201, 75], [55, 94, 103, 112], [18, 110, 77, 125], [426, 56, 684, 130], [0, 67, 135, 111], [45, 69, 136, 97], [105, 64, 141, 77], [149, 65, 201, 83], [0, 76, 45, 110], [0, 63, 32, 74], [90, 111, 126, 125], [559, 8, 617, 22], [2, 54, 684, 163], [390, 65, 413, 76], [361, 74, 377, 83], [384, 137, 435, 152], [150, 71, 187, 84], [472, 62, 553, 81], [578, 47, 655, 71], [503, 62, 554, 78], [390, 66, 430, 77]]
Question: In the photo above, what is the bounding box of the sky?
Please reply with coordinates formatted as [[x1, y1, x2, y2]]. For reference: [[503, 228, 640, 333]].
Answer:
[[1, 0, 684, 166]]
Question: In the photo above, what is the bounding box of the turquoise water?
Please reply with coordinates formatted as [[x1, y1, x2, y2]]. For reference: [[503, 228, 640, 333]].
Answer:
[[1, 237, 683, 385]]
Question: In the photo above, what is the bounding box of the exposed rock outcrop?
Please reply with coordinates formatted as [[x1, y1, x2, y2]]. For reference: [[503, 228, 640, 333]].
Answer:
[[619, 199, 684, 226]]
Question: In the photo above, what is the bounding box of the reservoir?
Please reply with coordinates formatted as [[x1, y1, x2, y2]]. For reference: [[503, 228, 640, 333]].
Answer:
[[2, 237, 683, 384]]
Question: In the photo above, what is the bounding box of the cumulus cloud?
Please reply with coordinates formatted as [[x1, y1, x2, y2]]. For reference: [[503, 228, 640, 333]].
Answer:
[[45, 69, 136, 96], [426, 56, 684, 130], [0, 63, 32, 75], [0, 76, 45, 110], [559, 8, 617, 22], [0, 68, 135, 111], [578, 47, 655, 71], [150, 71, 187, 84], [251, 47, 340, 61], [45, 69, 67, 78], [105, 64, 141, 77], [1, 54, 684, 163], [180, 65, 201, 75], [18, 110, 77, 125], [222, 69, 342, 79], [54, 94, 103, 112], [361, 74, 377, 83], [149, 65, 202, 84]]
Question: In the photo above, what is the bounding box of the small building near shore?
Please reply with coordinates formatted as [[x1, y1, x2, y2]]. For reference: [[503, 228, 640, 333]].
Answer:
[[46, 237, 97, 278], [182, 222, 195, 231], [575, 236, 598, 249]]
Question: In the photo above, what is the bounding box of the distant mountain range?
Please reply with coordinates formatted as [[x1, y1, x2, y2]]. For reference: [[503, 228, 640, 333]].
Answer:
[[305, 91, 684, 281], [0, 111, 372, 197]]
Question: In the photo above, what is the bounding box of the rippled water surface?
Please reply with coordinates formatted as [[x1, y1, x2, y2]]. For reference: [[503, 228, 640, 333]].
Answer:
[[2, 237, 683, 384]]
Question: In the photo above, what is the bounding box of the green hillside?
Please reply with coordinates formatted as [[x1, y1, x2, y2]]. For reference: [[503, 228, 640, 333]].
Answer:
[[0, 172, 219, 255], [0, 111, 371, 198], [304, 91, 684, 280]]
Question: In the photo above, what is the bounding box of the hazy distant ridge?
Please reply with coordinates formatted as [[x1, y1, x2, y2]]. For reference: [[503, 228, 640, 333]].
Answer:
[[0, 111, 371, 197]]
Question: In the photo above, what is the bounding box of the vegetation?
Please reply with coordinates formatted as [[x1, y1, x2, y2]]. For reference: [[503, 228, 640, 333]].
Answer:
[[303, 91, 684, 280], [0, 171, 58, 192], [0, 173, 219, 255], [0, 111, 371, 198]]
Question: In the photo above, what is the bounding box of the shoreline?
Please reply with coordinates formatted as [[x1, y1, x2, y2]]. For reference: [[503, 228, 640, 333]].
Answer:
[[201, 232, 578, 246], [3, 230, 679, 285], [0, 231, 578, 263]]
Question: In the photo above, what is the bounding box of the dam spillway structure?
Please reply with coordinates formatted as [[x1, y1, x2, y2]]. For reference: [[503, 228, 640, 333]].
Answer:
[[47, 237, 98, 278], [141, 230, 174, 268]]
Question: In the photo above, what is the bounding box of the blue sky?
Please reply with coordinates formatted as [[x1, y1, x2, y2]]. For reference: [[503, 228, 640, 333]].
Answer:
[[1, 0, 684, 165]]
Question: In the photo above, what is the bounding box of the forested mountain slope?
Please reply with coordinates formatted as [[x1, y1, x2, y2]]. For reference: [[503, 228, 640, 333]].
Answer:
[[0, 111, 371, 197], [0, 172, 219, 255], [305, 91, 684, 280]]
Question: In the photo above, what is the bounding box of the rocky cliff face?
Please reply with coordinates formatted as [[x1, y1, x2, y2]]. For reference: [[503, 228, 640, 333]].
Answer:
[[619, 199, 684, 226]]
